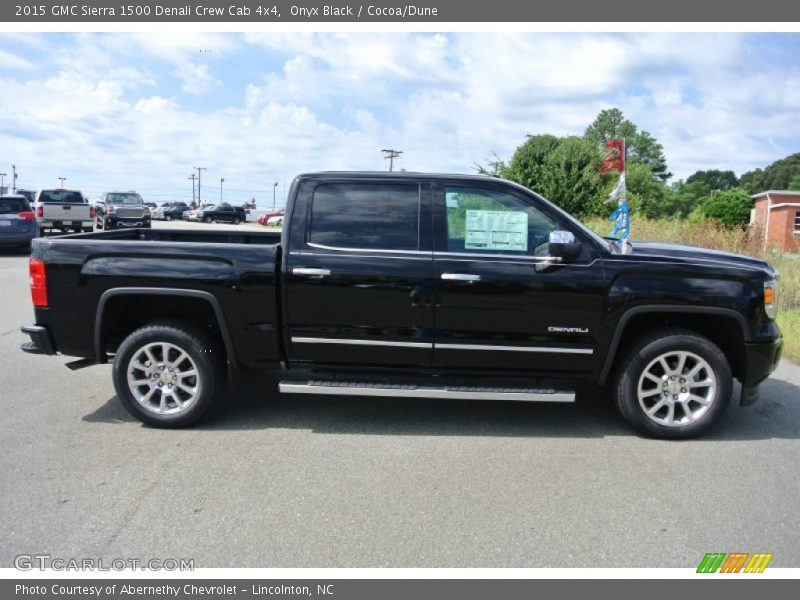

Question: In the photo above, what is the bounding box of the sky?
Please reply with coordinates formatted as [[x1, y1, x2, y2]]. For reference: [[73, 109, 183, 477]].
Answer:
[[0, 32, 799, 206]]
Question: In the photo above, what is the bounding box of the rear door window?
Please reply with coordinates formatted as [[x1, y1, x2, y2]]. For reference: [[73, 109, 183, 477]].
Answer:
[[309, 183, 420, 251]]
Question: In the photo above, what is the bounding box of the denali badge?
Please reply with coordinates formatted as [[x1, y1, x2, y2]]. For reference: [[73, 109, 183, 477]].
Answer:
[[548, 326, 589, 334]]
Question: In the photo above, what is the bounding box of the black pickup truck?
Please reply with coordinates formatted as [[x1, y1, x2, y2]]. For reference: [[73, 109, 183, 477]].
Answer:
[[20, 172, 782, 438]]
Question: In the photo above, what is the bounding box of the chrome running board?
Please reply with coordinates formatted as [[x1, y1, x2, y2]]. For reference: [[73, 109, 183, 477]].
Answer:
[[279, 381, 575, 403]]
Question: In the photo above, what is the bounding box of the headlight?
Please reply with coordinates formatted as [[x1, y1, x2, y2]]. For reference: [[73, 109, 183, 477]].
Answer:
[[764, 279, 778, 319]]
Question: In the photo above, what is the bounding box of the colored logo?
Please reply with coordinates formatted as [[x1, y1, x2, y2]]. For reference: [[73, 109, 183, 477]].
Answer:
[[697, 552, 773, 573]]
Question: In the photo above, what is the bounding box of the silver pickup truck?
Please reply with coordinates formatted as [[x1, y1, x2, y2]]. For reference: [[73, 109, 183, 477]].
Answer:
[[33, 189, 94, 235]]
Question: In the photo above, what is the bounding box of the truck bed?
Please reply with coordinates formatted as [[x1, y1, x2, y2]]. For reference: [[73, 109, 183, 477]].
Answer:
[[54, 227, 282, 245], [30, 227, 283, 368]]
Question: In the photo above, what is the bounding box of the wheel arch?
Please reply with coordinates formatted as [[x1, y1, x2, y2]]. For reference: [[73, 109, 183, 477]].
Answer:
[[95, 287, 238, 368], [598, 306, 750, 386]]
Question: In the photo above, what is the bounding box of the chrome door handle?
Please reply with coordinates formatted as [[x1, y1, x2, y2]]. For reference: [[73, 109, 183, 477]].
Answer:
[[441, 273, 481, 282], [293, 268, 331, 277]]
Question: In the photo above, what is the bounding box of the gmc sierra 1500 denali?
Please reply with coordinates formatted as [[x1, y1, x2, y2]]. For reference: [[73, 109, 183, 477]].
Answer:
[[21, 172, 783, 438]]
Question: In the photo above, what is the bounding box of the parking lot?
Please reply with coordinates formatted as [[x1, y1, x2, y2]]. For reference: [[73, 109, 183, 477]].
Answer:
[[1, 221, 799, 568]]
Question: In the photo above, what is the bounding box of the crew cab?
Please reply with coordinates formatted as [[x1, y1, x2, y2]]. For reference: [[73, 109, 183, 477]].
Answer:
[[20, 173, 783, 438], [33, 189, 94, 234]]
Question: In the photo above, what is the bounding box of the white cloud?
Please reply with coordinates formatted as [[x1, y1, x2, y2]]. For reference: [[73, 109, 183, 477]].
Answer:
[[1, 32, 798, 205]]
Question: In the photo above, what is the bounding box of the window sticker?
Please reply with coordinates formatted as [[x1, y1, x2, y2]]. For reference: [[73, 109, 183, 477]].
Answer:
[[465, 210, 528, 251]]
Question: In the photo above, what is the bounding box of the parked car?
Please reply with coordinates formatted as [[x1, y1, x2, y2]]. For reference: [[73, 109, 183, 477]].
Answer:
[[0, 195, 36, 248], [157, 202, 190, 221], [96, 191, 151, 230], [20, 172, 782, 438], [194, 202, 246, 224], [182, 205, 206, 222], [33, 189, 93, 235], [16, 189, 36, 204], [258, 209, 285, 226]]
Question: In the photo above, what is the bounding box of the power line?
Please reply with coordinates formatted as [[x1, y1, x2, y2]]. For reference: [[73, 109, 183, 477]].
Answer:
[[381, 148, 403, 172]]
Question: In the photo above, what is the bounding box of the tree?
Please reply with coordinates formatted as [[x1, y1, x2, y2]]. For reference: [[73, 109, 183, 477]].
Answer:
[[739, 153, 800, 193], [653, 179, 710, 218], [500, 134, 606, 218], [691, 188, 752, 228], [585, 108, 672, 181], [685, 169, 738, 194], [789, 175, 800, 191]]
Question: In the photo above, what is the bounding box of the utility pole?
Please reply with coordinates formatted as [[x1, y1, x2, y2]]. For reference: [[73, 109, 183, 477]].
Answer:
[[219, 178, 224, 202], [0, 172, 6, 195], [58, 177, 66, 188], [188, 173, 197, 204], [272, 182, 278, 210], [194, 167, 206, 204], [11, 164, 17, 194], [381, 149, 403, 172]]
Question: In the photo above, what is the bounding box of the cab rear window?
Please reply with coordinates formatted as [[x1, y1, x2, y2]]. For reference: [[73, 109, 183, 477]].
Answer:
[[39, 190, 85, 203]]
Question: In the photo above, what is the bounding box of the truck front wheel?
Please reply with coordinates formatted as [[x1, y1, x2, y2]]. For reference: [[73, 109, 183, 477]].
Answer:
[[112, 321, 224, 428], [613, 328, 732, 439]]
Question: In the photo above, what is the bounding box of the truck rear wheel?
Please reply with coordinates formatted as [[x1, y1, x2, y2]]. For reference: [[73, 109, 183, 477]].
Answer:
[[112, 321, 224, 428], [612, 328, 732, 439]]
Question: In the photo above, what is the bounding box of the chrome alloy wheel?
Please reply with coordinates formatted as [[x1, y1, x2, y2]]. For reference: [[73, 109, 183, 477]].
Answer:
[[637, 350, 717, 427], [126, 342, 201, 415]]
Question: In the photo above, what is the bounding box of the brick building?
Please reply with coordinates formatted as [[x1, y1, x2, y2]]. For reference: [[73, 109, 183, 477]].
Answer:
[[750, 190, 800, 252]]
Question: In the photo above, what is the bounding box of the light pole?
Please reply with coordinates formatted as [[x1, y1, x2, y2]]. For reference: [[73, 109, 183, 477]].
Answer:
[[220, 178, 224, 202], [0, 173, 6, 195], [58, 177, 66, 188], [272, 182, 278, 210]]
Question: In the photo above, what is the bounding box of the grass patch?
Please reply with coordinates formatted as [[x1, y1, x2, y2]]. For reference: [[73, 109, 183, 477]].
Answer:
[[582, 216, 799, 363], [777, 311, 800, 364]]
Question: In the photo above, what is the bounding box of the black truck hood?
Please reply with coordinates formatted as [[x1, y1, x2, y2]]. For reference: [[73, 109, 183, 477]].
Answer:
[[628, 240, 772, 272]]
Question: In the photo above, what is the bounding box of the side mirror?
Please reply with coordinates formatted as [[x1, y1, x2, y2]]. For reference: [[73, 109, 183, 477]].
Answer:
[[548, 230, 582, 260]]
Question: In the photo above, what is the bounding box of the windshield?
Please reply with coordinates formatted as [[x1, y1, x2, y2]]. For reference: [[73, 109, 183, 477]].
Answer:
[[107, 193, 143, 206], [39, 190, 85, 203]]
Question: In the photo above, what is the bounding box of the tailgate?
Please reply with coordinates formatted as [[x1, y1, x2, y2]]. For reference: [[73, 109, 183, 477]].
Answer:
[[42, 203, 91, 221]]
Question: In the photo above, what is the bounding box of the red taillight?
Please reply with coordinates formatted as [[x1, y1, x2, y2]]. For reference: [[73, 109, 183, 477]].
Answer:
[[29, 257, 48, 307], [89, 206, 96, 219], [36, 205, 43, 218], [18, 211, 35, 221]]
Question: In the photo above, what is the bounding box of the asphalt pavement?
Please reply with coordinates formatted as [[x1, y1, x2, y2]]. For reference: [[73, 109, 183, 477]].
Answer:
[[1, 224, 798, 568]]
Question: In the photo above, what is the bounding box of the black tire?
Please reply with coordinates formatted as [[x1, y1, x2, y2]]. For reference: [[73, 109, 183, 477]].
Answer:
[[165, 215, 172, 221], [203, 216, 213, 224], [612, 328, 732, 439], [112, 320, 225, 428], [232, 217, 241, 225]]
